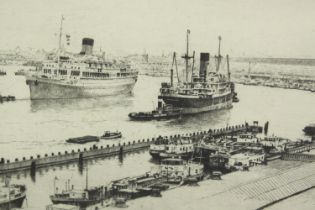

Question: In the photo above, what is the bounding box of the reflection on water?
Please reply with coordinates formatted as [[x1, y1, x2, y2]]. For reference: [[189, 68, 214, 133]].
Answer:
[[174, 108, 232, 126], [29, 94, 134, 113], [1, 151, 152, 210]]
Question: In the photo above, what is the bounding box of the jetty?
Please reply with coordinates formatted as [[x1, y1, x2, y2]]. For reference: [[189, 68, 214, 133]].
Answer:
[[229, 161, 315, 209], [281, 142, 315, 162], [0, 124, 250, 175], [171, 161, 315, 210]]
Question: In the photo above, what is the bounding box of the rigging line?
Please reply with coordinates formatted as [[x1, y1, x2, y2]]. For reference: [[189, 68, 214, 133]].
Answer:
[[174, 52, 180, 83], [191, 51, 195, 83]]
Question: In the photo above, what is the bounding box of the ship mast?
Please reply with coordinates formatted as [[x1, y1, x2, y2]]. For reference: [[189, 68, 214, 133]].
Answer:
[[215, 36, 222, 72], [181, 30, 193, 84], [191, 51, 195, 83], [171, 52, 180, 84], [226, 54, 230, 80], [57, 16, 64, 73]]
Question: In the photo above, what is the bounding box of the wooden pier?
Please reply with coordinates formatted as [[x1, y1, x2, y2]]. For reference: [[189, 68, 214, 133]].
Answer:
[[281, 142, 315, 162], [197, 161, 315, 210], [285, 143, 315, 154], [229, 161, 315, 209], [0, 124, 249, 174]]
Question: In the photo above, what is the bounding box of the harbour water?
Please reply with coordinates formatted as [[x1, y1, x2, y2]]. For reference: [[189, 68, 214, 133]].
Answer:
[[1, 65, 315, 209]]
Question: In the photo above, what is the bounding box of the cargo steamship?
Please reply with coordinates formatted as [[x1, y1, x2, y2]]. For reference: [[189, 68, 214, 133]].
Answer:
[[158, 30, 236, 114]]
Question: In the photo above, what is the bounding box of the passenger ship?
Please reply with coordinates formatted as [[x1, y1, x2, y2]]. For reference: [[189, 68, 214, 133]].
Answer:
[[158, 30, 236, 114], [26, 18, 138, 100]]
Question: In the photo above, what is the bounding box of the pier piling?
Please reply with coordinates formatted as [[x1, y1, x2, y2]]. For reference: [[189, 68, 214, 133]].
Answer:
[[30, 160, 36, 175], [78, 153, 83, 165], [0, 124, 252, 174]]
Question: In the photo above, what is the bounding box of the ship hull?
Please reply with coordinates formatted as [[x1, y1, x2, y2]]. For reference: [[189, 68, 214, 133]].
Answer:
[[0, 194, 26, 209], [50, 197, 100, 208], [26, 76, 137, 100], [158, 93, 233, 114], [159, 152, 194, 160], [149, 150, 164, 159], [129, 112, 181, 121]]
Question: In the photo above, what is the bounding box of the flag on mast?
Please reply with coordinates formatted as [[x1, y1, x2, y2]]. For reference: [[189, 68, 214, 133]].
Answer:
[[66, 34, 71, 46]]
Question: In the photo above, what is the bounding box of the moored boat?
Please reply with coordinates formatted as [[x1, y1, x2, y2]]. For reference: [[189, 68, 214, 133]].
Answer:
[[14, 69, 26, 76], [303, 124, 315, 136], [158, 31, 236, 115], [0, 70, 6, 76], [46, 204, 80, 210], [158, 136, 195, 160], [50, 168, 105, 209], [100, 131, 122, 140], [50, 187, 104, 208], [66, 135, 99, 144], [26, 17, 138, 100], [160, 158, 204, 183], [110, 172, 167, 200], [0, 95, 16, 103], [149, 136, 169, 158], [0, 182, 26, 210]]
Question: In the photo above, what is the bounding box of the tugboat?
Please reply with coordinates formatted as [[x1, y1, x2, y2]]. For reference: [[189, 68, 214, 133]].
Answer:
[[100, 131, 122, 140], [50, 168, 104, 208], [0, 180, 27, 209], [128, 102, 182, 121], [66, 135, 99, 144], [50, 187, 104, 208]]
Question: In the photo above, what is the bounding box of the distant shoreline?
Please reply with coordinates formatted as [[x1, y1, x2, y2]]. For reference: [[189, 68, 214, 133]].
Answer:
[[232, 57, 315, 66]]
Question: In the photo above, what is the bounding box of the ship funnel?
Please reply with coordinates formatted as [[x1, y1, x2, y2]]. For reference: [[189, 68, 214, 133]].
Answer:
[[199, 53, 209, 82], [80, 38, 94, 55]]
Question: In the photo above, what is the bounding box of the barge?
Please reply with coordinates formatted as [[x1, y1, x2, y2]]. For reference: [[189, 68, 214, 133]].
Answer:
[[66, 135, 99, 144]]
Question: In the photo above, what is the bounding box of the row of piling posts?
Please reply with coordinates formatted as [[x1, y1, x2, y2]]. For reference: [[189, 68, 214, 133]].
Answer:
[[1, 124, 249, 174]]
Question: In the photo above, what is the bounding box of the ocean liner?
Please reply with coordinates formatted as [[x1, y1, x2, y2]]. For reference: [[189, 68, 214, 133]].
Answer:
[[26, 17, 138, 100], [158, 30, 236, 114]]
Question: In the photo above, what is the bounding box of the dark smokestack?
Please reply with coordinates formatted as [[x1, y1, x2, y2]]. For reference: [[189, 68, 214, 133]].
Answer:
[[199, 53, 209, 82], [80, 38, 94, 55]]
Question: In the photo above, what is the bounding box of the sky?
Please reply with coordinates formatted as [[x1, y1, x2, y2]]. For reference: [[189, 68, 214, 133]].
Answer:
[[0, 0, 315, 58]]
